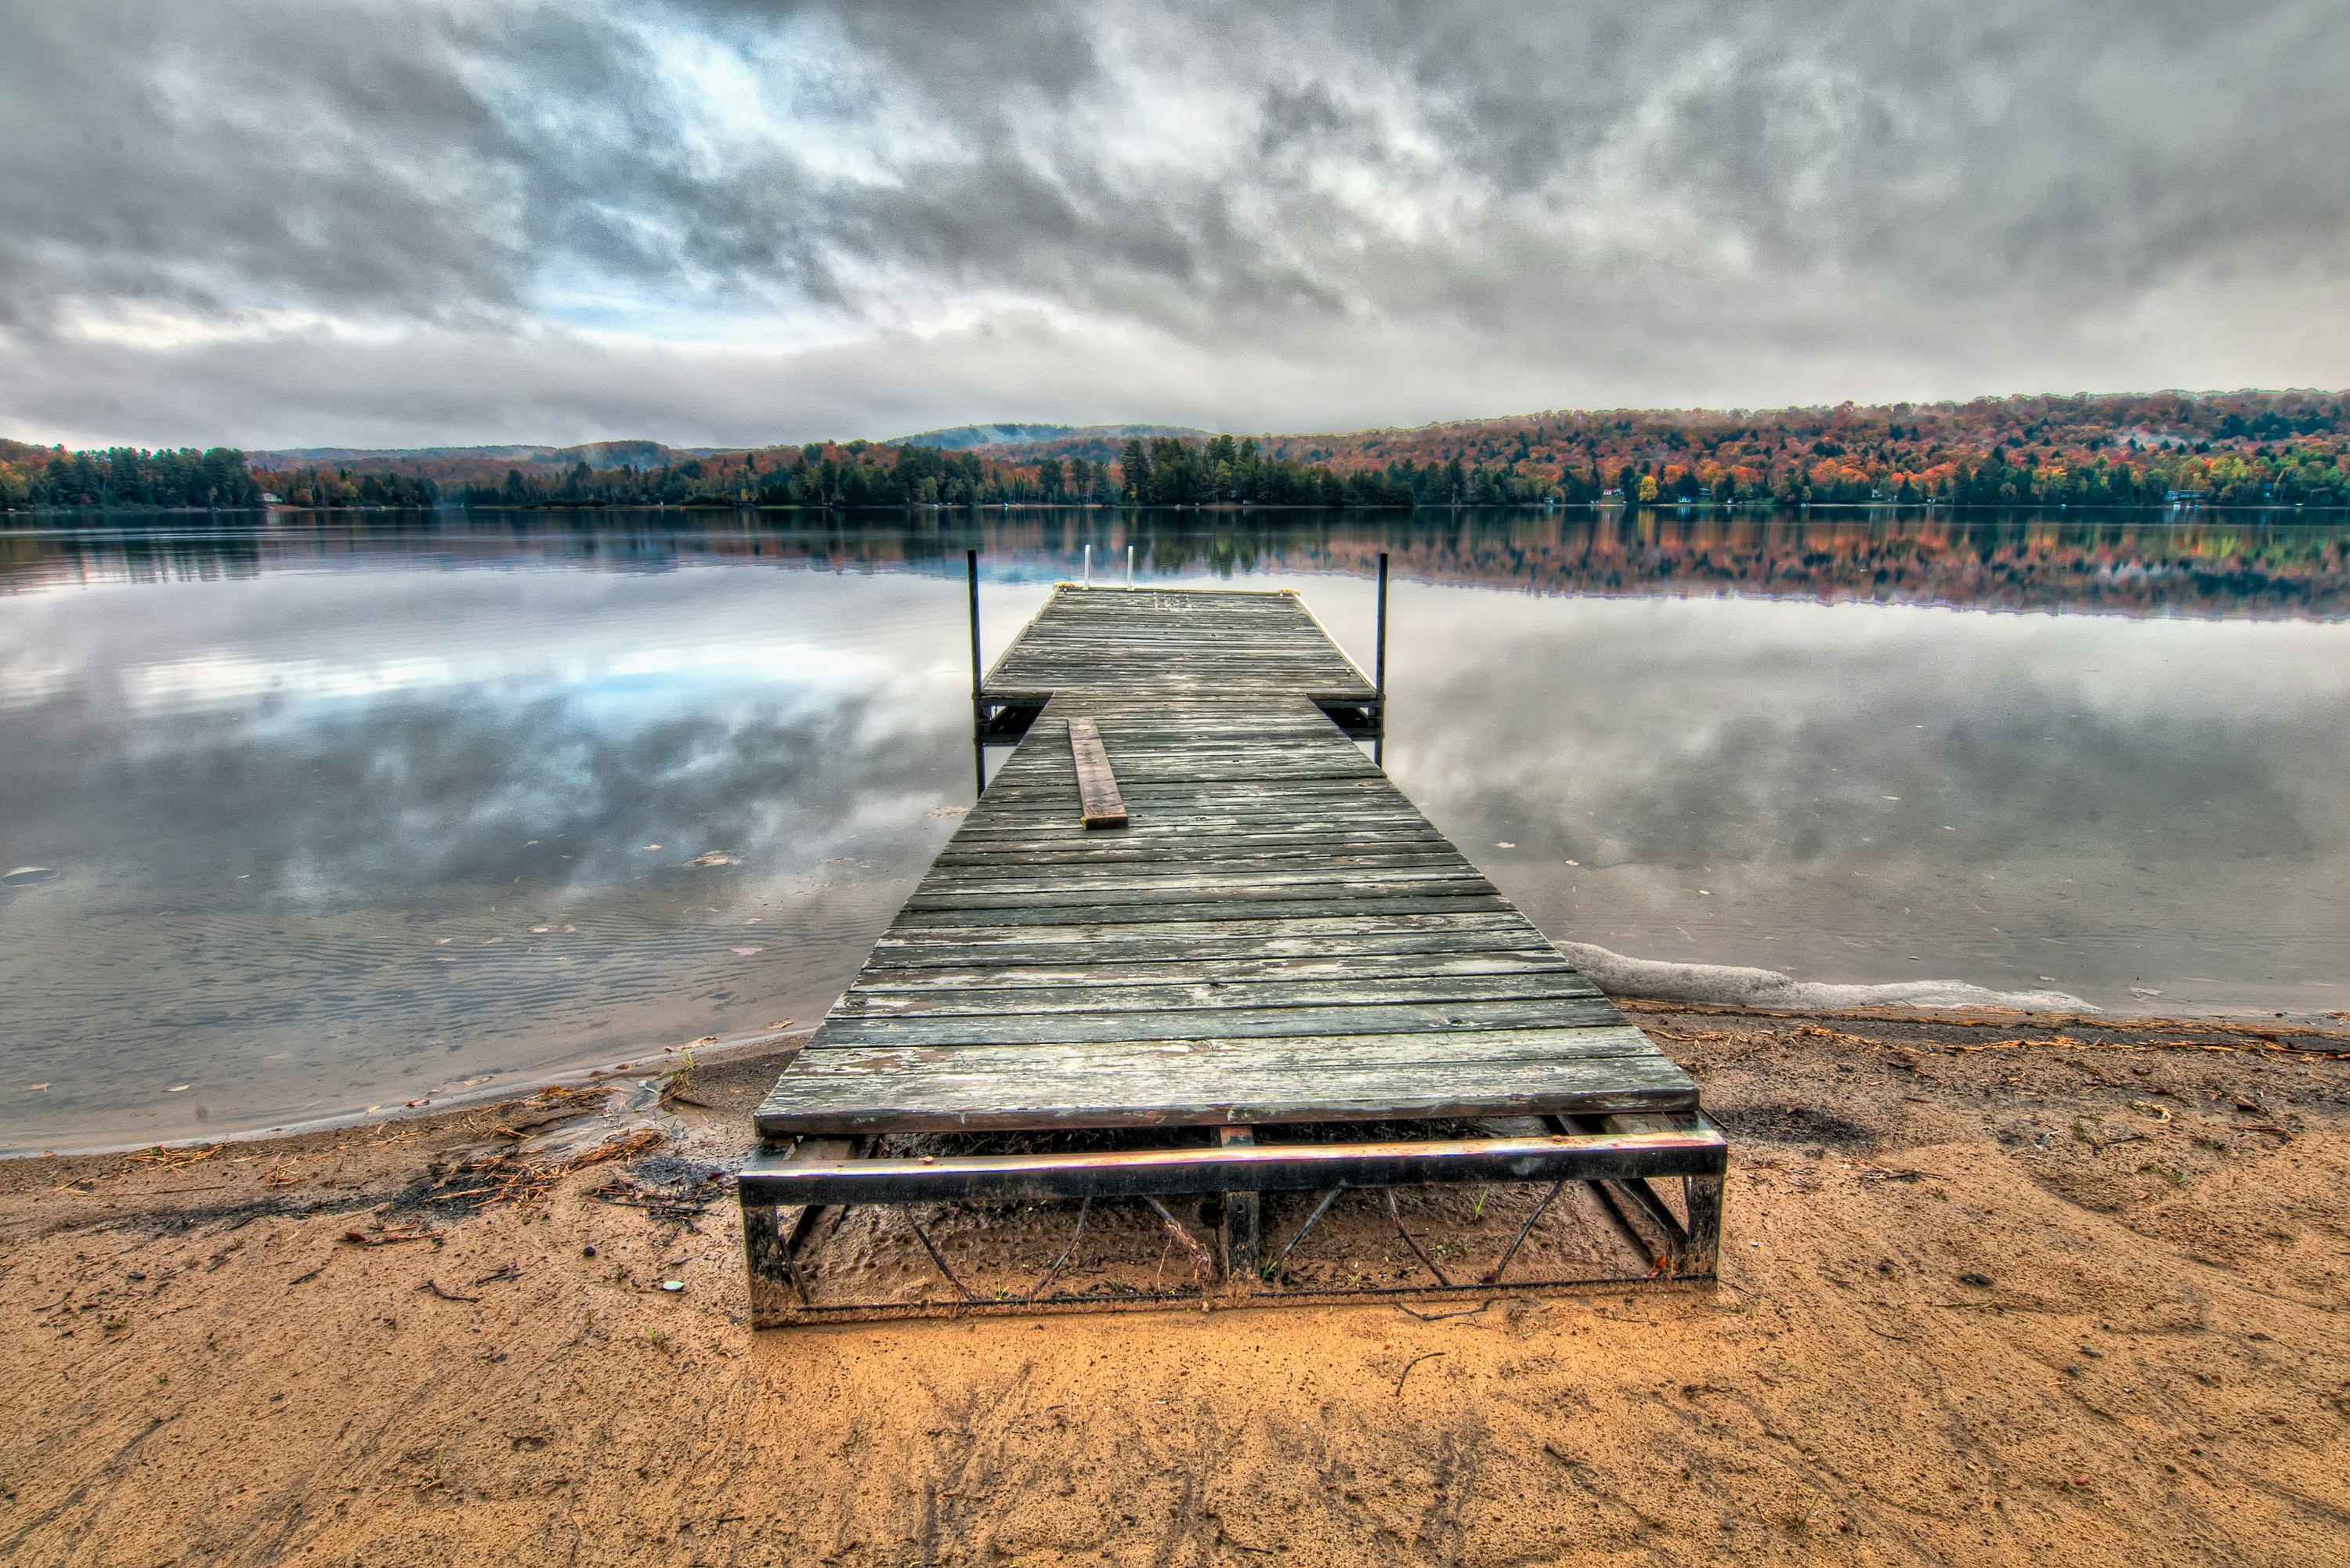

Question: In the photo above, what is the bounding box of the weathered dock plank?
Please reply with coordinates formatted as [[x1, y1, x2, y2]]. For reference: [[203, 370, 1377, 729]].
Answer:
[[755, 1033, 1687, 1135]]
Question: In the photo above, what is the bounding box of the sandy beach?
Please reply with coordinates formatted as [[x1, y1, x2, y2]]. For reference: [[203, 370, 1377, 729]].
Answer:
[[5, 1003, 2346, 1566]]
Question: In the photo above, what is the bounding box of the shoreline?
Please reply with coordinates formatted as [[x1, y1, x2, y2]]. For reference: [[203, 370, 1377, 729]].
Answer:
[[5, 1001, 2345, 1565], [15, 926, 2349, 1160], [20, 992, 2350, 1205], [3, 1026, 815, 1162]]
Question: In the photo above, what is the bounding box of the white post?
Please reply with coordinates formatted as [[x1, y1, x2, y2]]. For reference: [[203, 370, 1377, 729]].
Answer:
[[1126, 544, 1135, 588], [1083, 542, 1091, 586]]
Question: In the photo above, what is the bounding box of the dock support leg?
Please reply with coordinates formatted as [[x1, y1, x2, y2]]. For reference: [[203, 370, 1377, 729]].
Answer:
[[1572, 1110, 1724, 1279], [1219, 1127, 1259, 1286], [741, 1136, 861, 1326], [743, 1201, 799, 1328], [1681, 1172, 1724, 1278]]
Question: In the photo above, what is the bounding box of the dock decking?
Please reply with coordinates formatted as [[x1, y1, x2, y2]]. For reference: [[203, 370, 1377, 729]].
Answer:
[[741, 583, 1723, 1321], [973, 586, 1384, 740]]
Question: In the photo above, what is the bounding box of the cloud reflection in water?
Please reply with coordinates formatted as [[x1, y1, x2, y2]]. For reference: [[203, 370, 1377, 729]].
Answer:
[[2, 508, 2348, 1149]]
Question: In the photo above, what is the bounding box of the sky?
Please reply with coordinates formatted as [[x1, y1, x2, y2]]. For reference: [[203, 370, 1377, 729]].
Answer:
[[3, 0, 2347, 450]]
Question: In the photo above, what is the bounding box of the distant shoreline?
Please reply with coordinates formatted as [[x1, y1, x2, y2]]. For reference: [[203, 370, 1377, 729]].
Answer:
[[8, 496, 2350, 516]]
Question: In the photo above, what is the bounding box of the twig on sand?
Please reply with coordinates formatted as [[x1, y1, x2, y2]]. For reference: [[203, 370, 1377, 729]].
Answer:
[[1395, 1298, 1494, 1322], [1395, 1351, 1445, 1396], [342, 1226, 440, 1247], [420, 1279, 480, 1302], [127, 1144, 222, 1172], [584, 1181, 710, 1221]]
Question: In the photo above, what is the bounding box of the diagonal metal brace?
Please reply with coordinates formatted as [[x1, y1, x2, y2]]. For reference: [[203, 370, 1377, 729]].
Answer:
[[1026, 1196, 1090, 1302], [906, 1209, 976, 1302], [1484, 1179, 1567, 1284], [1386, 1187, 1453, 1288], [1269, 1187, 1344, 1278]]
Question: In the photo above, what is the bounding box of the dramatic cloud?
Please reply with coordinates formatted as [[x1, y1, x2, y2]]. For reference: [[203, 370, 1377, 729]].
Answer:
[[3, 0, 2347, 446]]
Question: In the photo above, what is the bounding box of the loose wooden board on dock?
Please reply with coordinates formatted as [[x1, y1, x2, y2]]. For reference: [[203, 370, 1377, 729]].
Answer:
[[1066, 715, 1128, 828]]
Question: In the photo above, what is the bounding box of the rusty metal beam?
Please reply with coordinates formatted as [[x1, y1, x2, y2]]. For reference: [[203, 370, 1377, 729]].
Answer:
[[736, 1126, 1726, 1209]]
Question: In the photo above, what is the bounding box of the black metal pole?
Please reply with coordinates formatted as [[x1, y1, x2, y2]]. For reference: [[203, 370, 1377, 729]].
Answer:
[[968, 548, 986, 797], [967, 548, 982, 701], [1374, 551, 1388, 768]]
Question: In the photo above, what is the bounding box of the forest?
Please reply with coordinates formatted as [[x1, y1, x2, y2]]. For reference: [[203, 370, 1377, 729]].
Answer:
[[247, 464, 438, 509], [1112, 435, 1413, 506], [349, 392, 2350, 511], [978, 390, 2350, 510], [0, 442, 262, 509], [454, 442, 1094, 510], [4, 390, 2346, 512], [439, 435, 1408, 509]]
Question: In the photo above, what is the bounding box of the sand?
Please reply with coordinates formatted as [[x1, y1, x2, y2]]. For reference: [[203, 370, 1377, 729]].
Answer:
[[4, 1005, 2348, 1566]]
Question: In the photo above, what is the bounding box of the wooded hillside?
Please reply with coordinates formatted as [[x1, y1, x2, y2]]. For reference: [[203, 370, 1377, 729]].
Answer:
[[8, 391, 2346, 511], [977, 390, 2350, 508], [0, 443, 261, 509]]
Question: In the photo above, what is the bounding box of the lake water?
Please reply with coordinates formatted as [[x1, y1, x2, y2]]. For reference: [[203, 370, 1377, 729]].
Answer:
[[5, 508, 2348, 1152]]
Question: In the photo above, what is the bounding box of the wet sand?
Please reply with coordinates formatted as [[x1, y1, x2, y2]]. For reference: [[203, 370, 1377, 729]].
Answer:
[[4, 1005, 2347, 1566]]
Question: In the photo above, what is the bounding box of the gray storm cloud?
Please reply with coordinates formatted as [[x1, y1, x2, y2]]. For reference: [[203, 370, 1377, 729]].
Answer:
[[2, 0, 2345, 446]]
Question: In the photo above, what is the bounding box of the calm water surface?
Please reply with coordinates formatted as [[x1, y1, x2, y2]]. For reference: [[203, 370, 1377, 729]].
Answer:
[[5, 508, 2347, 1151]]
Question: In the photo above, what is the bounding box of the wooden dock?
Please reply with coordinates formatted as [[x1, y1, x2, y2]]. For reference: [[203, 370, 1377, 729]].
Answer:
[[740, 581, 1723, 1321], [974, 584, 1383, 726]]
